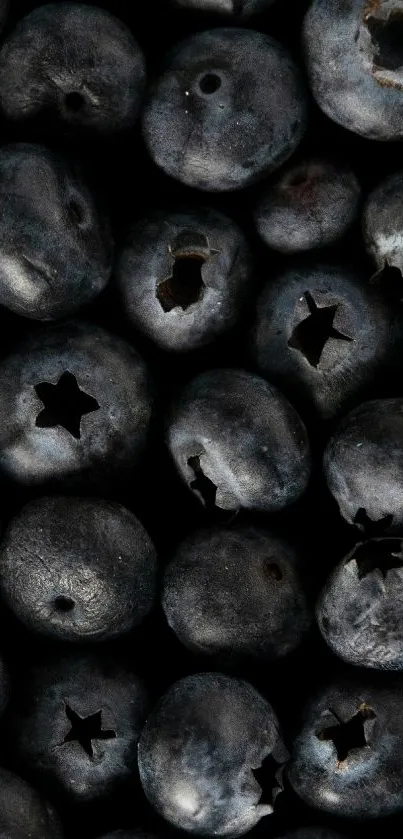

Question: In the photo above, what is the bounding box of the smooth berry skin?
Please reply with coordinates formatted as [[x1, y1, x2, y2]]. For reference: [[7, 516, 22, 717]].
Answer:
[[363, 171, 403, 284], [138, 672, 288, 837], [317, 537, 403, 670], [324, 399, 403, 533], [142, 28, 307, 192], [0, 496, 157, 643], [0, 3, 146, 135], [170, 0, 276, 18], [0, 320, 153, 489], [303, 0, 403, 140], [162, 525, 311, 662], [115, 207, 252, 353], [251, 263, 398, 419], [287, 676, 403, 818], [253, 159, 361, 254], [166, 368, 311, 514], [0, 143, 112, 320], [7, 650, 148, 804], [0, 766, 63, 839]]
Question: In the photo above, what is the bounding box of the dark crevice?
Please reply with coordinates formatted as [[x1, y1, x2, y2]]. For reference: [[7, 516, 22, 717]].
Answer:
[[199, 73, 221, 94], [354, 507, 394, 537], [288, 291, 353, 368], [264, 561, 283, 581], [63, 704, 116, 759], [252, 753, 283, 806], [54, 596, 75, 612], [188, 455, 217, 508], [35, 371, 100, 440], [64, 92, 85, 112], [370, 262, 403, 300], [367, 13, 403, 71], [351, 539, 403, 580], [156, 255, 206, 313], [317, 705, 376, 763]]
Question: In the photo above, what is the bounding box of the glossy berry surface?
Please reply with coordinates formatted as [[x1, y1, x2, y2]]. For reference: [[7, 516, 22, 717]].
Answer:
[[138, 672, 288, 836], [142, 27, 307, 191]]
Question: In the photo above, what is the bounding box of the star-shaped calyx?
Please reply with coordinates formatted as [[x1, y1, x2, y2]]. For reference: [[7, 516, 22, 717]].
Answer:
[[351, 538, 403, 580], [35, 371, 100, 439], [156, 230, 219, 313], [63, 703, 116, 758], [354, 507, 394, 537], [317, 704, 376, 763], [288, 291, 353, 368]]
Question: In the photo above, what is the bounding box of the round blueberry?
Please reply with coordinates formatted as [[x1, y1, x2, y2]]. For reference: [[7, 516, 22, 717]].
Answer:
[[323, 398, 403, 534], [0, 319, 153, 488], [0, 143, 112, 320], [162, 525, 311, 661], [171, 0, 276, 17], [253, 159, 361, 254], [166, 368, 311, 514], [287, 676, 403, 818], [363, 170, 403, 292], [317, 537, 403, 670], [7, 650, 149, 803], [138, 672, 288, 836], [0, 766, 63, 839], [0, 496, 157, 643], [303, 0, 403, 140], [115, 207, 252, 352], [142, 28, 307, 191], [251, 262, 398, 419], [0, 3, 146, 134]]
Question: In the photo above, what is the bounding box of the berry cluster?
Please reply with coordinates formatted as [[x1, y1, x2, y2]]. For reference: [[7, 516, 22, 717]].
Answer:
[[0, 1, 402, 839]]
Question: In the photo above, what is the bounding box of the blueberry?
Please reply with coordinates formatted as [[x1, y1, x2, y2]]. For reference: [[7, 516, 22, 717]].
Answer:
[[138, 672, 288, 836], [253, 159, 361, 254], [166, 368, 311, 513], [251, 262, 399, 419], [162, 525, 311, 661], [0, 766, 63, 838], [287, 675, 403, 818], [0, 496, 157, 643], [323, 398, 403, 534], [317, 537, 403, 670], [363, 170, 403, 294], [0, 3, 146, 135], [115, 207, 252, 352], [303, 0, 403, 140], [142, 28, 307, 191], [170, 0, 276, 18], [7, 650, 148, 803], [0, 319, 153, 488], [0, 143, 112, 320]]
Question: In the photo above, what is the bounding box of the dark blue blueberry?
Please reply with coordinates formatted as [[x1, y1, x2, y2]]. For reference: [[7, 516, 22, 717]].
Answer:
[[287, 675, 403, 818], [116, 206, 252, 352], [323, 398, 403, 534], [303, 0, 403, 139], [0, 766, 63, 839], [363, 170, 403, 292], [251, 262, 399, 419], [142, 28, 307, 191], [0, 143, 112, 320], [0, 320, 153, 488], [162, 525, 311, 661], [138, 672, 288, 836], [253, 159, 361, 254], [317, 537, 403, 670], [0, 3, 146, 135], [166, 368, 311, 513], [0, 495, 157, 643], [7, 650, 148, 803], [170, 0, 276, 17]]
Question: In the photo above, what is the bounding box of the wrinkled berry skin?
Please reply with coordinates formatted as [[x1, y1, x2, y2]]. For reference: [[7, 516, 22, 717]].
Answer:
[[253, 159, 361, 254], [171, 0, 276, 18], [166, 368, 311, 513], [0, 766, 63, 839], [138, 672, 288, 837], [287, 676, 403, 818], [142, 28, 307, 191], [0, 320, 153, 489], [363, 171, 403, 282], [0, 496, 157, 643], [251, 263, 398, 419], [324, 398, 403, 532], [115, 207, 252, 353], [317, 537, 403, 670], [0, 3, 146, 135], [303, 0, 403, 140], [0, 143, 112, 320], [7, 650, 148, 804], [162, 525, 311, 662]]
